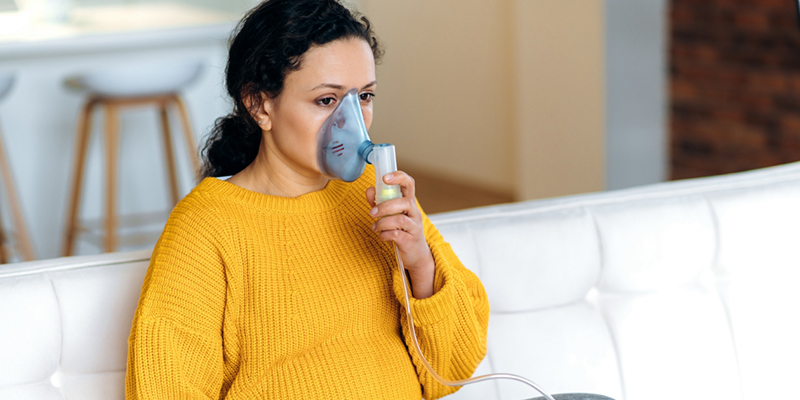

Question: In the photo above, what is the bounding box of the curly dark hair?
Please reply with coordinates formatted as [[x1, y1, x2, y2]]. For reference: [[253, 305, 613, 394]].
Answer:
[[200, 0, 383, 178]]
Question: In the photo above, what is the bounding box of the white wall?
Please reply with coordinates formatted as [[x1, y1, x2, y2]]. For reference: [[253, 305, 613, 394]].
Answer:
[[514, 0, 607, 201], [362, 0, 609, 200], [363, 0, 666, 199], [362, 0, 516, 194]]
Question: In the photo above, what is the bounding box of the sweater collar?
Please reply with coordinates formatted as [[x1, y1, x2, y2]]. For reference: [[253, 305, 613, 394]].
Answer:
[[197, 174, 353, 214]]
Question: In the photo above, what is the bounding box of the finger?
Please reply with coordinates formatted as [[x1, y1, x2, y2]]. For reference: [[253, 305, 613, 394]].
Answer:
[[378, 228, 415, 244], [371, 197, 419, 220], [365, 187, 377, 208], [372, 214, 421, 236], [382, 170, 416, 200]]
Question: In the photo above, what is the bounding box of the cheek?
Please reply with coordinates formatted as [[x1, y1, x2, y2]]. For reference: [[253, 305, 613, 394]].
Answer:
[[297, 114, 326, 154], [362, 106, 373, 130], [274, 109, 325, 162]]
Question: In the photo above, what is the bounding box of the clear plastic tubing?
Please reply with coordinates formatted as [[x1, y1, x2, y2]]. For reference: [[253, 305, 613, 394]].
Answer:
[[369, 143, 556, 400]]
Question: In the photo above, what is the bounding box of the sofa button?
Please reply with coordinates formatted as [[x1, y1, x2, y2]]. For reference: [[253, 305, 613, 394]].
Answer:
[[50, 371, 66, 388]]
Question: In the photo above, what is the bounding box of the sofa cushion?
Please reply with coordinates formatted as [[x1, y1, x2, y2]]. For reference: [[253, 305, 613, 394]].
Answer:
[[438, 207, 601, 313], [488, 303, 622, 400], [0, 250, 151, 400], [600, 287, 740, 400], [0, 274, 61, 387], [591, 194, 715, 293], [50, 261, 147, 375], [708, 180, 800, 399], [0, 383, 63, 400]]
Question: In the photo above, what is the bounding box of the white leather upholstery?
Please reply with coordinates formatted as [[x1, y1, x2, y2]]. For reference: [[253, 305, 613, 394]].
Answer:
[[2, 161, 800, 400], [0, 251, 150, 400], [433, 161, 800, 400]]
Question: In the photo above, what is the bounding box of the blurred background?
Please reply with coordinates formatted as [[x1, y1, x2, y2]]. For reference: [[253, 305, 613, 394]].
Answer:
[[0, 0, 798, 261]]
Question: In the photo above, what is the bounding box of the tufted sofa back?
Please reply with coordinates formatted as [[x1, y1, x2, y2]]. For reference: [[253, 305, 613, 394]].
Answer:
[[2, 161, 800, 400], [439, 161, 800, 400], [0, 250, 150, 399]]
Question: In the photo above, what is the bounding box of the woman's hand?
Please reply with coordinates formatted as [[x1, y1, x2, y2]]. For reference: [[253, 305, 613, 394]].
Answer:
[[366, 171, 436, 299]]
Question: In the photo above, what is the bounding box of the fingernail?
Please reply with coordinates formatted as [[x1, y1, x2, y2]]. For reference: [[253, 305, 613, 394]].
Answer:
[[384, 174, 393, 182], [370, 207, 378, 216], [371, 223, 376, 231]]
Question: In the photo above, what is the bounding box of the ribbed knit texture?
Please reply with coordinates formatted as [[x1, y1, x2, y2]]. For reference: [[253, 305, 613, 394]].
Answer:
[[125, 165, 490, 400]]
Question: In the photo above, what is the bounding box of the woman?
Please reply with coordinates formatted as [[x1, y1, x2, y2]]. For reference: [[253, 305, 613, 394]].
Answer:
[[125, 0, 489, 398]]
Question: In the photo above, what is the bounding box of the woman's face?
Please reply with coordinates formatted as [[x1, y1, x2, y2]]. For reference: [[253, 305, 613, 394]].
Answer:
[[262, 38, 376, 178]]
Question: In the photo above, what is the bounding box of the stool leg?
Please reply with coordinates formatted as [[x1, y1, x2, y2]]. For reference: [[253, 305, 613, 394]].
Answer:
[[63, 100, 97, 256], [0, 210, 7, 264], [104, 103, 120, 253], [0, 125, 36, 261], [159, 103, 180, 206], [172, 94, 201, 180]]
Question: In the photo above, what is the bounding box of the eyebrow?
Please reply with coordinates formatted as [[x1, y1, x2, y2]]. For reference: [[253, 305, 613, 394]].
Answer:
[[310, 81, 377, 91]]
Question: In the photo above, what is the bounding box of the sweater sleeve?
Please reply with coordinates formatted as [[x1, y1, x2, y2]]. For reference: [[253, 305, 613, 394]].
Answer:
[[392, 200, 491, 400], [126, 203, 239, 400]]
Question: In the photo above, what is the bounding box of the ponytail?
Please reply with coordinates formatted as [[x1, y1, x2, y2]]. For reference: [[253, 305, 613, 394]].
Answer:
[[201, 113, 261, 178]]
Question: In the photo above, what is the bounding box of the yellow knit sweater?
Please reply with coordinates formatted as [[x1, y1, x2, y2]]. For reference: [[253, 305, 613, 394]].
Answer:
[[126, 165, 490, 400]]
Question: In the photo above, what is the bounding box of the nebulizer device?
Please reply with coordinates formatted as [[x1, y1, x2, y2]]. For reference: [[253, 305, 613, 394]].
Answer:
[[316, 88, 557, 400]]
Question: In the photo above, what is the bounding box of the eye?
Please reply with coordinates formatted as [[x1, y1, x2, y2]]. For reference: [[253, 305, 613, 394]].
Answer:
[[317, 97, 336, 106], [359, 92, 375, 102]]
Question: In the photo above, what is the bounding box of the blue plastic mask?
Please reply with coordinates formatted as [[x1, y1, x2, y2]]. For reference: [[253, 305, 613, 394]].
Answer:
[[316, 88, 374, 182]]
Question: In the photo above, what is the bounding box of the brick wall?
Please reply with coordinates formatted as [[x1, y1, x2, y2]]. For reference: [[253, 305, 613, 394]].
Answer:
[[671, 0, 800, 179]]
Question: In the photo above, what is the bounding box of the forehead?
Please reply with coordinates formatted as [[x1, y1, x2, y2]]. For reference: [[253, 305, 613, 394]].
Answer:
[[286, 38, 376, 89]]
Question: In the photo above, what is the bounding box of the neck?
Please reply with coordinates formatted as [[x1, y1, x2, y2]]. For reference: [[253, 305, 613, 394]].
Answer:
[[228, 133, 329, 198]]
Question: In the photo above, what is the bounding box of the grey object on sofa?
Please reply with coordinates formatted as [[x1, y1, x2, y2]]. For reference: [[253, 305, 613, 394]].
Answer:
[[529, 395, 615, 400], [2, 161, 800, 400]]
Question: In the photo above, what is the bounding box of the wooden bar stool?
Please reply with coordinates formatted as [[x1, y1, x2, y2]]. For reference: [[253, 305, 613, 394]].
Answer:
[[62, 61, 203, 256], [0, 73, 36, 263]]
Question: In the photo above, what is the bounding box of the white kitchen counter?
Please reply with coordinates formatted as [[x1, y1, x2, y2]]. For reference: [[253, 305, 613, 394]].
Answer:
[[0, 3, 239, 260], [0, 3, 236, 58]]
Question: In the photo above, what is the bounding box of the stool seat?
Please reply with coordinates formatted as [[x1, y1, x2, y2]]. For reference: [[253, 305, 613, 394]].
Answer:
[[66, 60, 204, 97], [0, 73, 13, 100], [62, 61, 202, 256]]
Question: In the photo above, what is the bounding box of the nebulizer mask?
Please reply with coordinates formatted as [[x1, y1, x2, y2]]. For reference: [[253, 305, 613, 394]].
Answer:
[[316, 88, 400, 204], [316, 88, 558, 400]]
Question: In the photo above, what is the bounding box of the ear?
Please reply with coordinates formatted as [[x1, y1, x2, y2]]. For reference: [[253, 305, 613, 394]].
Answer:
[[243, 91, 273, 132]]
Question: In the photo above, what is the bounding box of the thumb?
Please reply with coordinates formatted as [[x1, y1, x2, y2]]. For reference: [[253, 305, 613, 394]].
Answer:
[[365, 187, 377, 208]]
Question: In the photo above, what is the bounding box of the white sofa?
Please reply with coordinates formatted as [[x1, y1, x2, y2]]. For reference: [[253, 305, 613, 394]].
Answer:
[[2, 161, 800, 400]]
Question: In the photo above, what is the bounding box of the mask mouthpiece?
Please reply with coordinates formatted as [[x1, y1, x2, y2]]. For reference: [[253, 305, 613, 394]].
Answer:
[[369, 144, 401, 204]]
